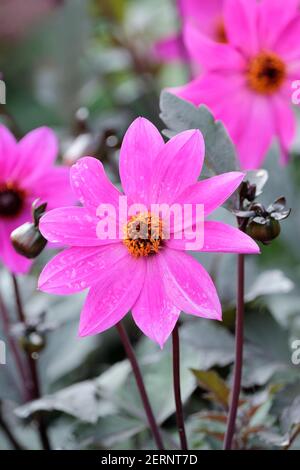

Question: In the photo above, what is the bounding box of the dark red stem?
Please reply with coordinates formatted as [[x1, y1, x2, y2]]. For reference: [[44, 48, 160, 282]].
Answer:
[[0, 402, 25, 450], [11, 274, 51, 451], [0, 288, 29, 400], [116, 321, 164, 450], [172, 323, 188, 450], [223, 253, 245, 450]]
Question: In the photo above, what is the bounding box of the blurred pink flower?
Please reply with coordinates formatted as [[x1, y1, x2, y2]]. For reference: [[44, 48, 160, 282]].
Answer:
[[170, 0, 300, 169], [0, 0, 61, 40], [0, 125, 74, 273], [155, 0, 225, 62], [38, 117, 259, 347]]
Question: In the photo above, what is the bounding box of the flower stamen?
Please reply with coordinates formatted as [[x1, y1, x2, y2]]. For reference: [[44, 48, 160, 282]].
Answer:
[[248, 52, 286, 94], [123, 212, 164, 258]]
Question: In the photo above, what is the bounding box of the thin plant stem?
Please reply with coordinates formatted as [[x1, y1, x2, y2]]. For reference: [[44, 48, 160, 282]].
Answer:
[[0, 288, 29, 401], [11, 274, 26, 323], [172, 324, 188, 450], [11, 273, 51, 451], [223, 253, 245, 450], [116, 321, 164, 450], [283, 425, 300, 450], [0, 402, 25, 450]]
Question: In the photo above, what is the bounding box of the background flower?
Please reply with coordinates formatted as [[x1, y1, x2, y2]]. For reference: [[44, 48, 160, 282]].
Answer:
[[155, 0, 225, 62], [0, 0, 62, 40], [0, 125, 74, 273], [170, 0, 300, 168], [38, 118, 259, 348]]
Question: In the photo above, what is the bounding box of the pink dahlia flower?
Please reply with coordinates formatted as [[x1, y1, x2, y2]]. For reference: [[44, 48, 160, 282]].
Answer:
[[0, 125, 74, 274], [171, 0, 300, 169], [38, 118, 259, 347], [155, 0, 225, 62]]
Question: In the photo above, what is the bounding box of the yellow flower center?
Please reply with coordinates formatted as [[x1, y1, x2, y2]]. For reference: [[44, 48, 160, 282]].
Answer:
[[248, 52, 286, 94], [123, 212, 164, 258]]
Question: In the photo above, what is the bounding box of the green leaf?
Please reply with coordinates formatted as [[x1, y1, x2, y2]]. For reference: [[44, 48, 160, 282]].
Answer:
[[74, 415, 145, 449], [0, 401, 40, 450], [243, 308, 297, 387], [15, 318, 236, 445], [15, 361, 131, 423], [255, 430, 290, 449], [272, 380, 300, 433], [191, 369, 230, 409], [245, 270, 294, 303], [281, 397, 300, 434], [180, 320, 235, 370], [25, 293, 99, 391], [159, 91, 238, 176]]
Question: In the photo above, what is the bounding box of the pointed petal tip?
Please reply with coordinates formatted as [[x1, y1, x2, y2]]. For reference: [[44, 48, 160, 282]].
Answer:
[[234, 171, 246, 180], [156, 335, 168, 350], [78, 321, 94, 337], [78, 327, 88, 337], [37, 280, 44, 292], [245, 237, 261, 254], [129, 116, 152, 129], [214, 311, 223, 322], [78, 322, 103, 338]]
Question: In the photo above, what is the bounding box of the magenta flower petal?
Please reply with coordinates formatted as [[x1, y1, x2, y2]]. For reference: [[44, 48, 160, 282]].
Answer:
[[0, 213, 33, 274], [32, 167, 75, 209], [154, 35, 184, 62], [154, 0, 224, 64], [71, 157, 122, 214], [168, 221, 260, 254], [203, 221, 260, 254], [151, 130, 205, 204], [37, 114, 262, 346], [0, 124, 77, 274], [172, 0, 299, 169], [259, 0, 300, 50], [272, 15, 300, 61], [183, 21, 245, 71], [161, 249, 221, 320], [223, 0, 259, 56], [271, 92, 296, 165], [0, 124, 17, 182], [171, 72, 247, 112], [11, 127, 58, 187], [235, 96, 275, 170], [38, 243, 127, 295], [79, 255, 146, 336], [132, 256, 180, 348], [174, 74, 275, 170], [173, 172, 245, 218], [119, 117, 164, 205], [39, 207, 115, 246], [180, 0, 223, 22]]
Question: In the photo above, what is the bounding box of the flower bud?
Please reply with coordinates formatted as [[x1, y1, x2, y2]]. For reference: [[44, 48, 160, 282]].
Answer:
[[246, 218, 281, 244], [20, 329, 46, 354], [11, 200, 47, 259], [11, 222, 47, 259]]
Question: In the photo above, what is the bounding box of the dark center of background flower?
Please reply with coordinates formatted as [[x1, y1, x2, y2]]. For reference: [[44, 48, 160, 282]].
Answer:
[[123, 212, 164, 258], [248, 52, 286, 94], [215, 19, 227, 43], [0, 184, 24, 218]]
